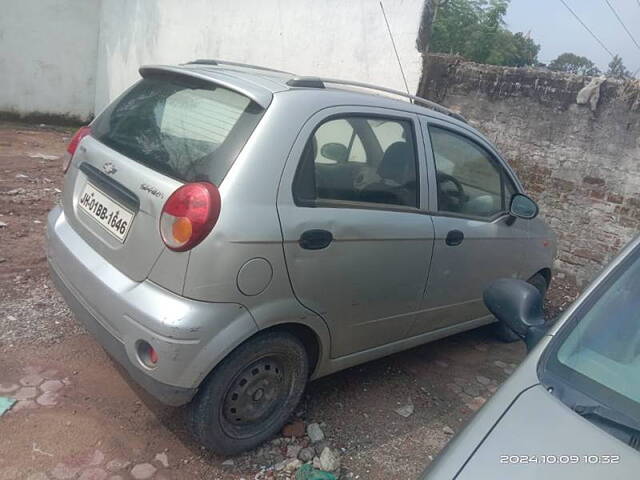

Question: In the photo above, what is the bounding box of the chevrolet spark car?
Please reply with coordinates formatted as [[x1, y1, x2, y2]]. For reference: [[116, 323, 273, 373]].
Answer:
[[422, 236, 640, 479], [47, 59, 555, 454]]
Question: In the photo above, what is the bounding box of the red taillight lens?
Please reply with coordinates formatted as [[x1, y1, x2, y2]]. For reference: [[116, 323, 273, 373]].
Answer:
[[63, 126, 91, 173], [160, 182, 221, 251]]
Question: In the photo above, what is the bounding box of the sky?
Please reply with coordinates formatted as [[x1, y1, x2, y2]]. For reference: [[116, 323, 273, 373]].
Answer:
[[504, 0, 640, 75]]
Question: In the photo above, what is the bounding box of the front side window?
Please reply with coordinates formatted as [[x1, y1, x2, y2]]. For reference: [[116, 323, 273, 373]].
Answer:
[[429, 126, 514, 218], [294, 116, 419, 208]]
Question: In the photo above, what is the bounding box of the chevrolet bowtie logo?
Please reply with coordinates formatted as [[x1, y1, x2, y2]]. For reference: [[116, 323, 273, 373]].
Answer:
[[102, 162, 117, 175]]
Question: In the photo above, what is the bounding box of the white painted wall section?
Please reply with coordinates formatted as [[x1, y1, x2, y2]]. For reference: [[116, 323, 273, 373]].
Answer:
[[0, 0, 100, 120], [0, 0, 425, 118], [95, 0, 425, 112]]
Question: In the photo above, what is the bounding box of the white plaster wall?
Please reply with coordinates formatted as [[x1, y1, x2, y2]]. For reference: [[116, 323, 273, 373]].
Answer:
[[0, 0, 100, 120], [95, 0, 425, 112]]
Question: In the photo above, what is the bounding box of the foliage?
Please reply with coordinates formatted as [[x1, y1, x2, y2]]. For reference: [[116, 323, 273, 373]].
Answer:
[[430, 0, 540, 67], [548, 52, 601, 76], [606, 55, 630, 79]]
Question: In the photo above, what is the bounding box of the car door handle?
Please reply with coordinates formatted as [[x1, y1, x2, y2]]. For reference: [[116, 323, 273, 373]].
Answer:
[[299, 229, 333, 250], [445, 229, 464, 246]]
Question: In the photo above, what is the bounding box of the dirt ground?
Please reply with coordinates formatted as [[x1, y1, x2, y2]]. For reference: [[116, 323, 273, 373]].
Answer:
[[0, 121, 580, 480]]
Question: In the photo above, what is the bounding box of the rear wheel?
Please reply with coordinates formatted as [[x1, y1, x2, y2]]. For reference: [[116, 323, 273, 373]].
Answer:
[[188, 331, 308, 454], [494, 272, 548, 343]]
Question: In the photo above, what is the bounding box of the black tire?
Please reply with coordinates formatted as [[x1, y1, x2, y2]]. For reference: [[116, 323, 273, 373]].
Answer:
[[188, 331, 309, 455], [493, 273, 548, 343]]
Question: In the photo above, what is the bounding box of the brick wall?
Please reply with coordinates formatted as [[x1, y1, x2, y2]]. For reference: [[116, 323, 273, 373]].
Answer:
[[418, 54, 640, 287]]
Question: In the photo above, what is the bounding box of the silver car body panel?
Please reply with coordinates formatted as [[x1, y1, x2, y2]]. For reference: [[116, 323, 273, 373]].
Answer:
[[47, 206, 258, 404], [456, 385, 640, 479], [276, 104, 435, 357], [48, 62, 556, 404], [424, 236, 640, 479]]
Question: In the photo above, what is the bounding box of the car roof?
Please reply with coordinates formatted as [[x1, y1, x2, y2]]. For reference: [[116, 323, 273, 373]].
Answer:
[[139, 60, 470, 129]]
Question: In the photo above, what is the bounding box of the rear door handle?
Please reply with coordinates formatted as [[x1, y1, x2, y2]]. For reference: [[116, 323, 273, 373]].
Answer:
[[445, 229, 464, 246], [299, 229, 333, 250]]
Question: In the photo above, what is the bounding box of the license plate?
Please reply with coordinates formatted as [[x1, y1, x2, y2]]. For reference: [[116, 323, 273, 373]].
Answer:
[[78, 183, 134, 242]]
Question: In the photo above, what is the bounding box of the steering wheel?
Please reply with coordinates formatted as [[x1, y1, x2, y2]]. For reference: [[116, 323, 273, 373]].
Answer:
[[436, 172, 467, 210]]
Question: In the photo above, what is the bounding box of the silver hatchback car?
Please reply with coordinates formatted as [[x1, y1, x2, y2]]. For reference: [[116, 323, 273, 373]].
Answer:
[[47, 59, 555, 454]]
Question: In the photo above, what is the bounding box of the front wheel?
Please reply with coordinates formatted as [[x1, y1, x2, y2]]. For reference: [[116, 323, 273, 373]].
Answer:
[[188, 331, 309, 455], [494, 272, 548, 343]]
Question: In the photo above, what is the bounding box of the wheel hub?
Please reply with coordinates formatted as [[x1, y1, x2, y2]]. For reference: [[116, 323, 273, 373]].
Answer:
[[223, 357, 284, 425]]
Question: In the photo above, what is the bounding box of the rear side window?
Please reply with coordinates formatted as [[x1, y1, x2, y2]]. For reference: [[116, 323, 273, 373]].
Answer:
[[294, 115, 419, 208], [92, 75, 264, 184]]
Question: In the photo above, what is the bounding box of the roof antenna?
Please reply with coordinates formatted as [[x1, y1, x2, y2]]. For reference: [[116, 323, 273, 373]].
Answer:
[[379, 1, 412, 102]]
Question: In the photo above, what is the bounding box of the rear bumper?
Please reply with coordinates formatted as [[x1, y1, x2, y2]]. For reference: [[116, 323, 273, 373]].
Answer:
[[47, 206, 258, 406], [49, 262, 195, 405]]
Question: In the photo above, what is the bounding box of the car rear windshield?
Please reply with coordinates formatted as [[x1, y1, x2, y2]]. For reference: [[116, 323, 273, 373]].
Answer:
[[91, 74, 265, 184]]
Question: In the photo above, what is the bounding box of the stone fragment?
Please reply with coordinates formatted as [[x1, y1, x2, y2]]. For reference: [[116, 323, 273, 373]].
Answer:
[[40, 380, 64, 393], [154, 452, 169, 468], [313, 440, 330, 456], [36, 392, 59, 407], [105, 460, 130, 472], [298, 447, 315, 462], [82, 450, 105, 467], [20, 374, 44, 387], [394, 401, 414, 418], [443, 426, 455, 435], [130, 464, 156, 480], [286, 444, 302, 458], [466, 396, 486, 412], [284, 459, 302, 473], [576, 77, 605, 112], [14, 387, 38, 400], [10, 400, 37, 413], [319, 447, 340, 472], [462, 384, 481, 397], [0, 383, 19, 394], [307, 423, 325, 443]]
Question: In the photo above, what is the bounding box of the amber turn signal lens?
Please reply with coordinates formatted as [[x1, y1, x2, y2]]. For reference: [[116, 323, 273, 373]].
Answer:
[[172, 217, 193, 244]]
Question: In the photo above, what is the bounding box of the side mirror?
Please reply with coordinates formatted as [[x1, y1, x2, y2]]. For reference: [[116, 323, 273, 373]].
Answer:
[[483, 278, 547, 351], [320, 143, 349, 163], [509, 193, 538, 220]]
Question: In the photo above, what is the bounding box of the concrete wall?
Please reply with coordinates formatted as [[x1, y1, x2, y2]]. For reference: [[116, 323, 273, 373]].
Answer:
[[0, 0, 427, 118], [419, 54, 640, 286], [94, 0, 425, 112], [0, 0, 100, 121]]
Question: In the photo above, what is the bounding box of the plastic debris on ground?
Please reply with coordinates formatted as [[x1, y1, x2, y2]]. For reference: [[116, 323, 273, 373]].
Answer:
[[0, 397, 16, 416], [295, 464, 337, 480]]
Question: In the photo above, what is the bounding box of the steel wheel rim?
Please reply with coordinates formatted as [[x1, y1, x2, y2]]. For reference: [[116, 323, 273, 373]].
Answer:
[[220, 354, 290, 438]]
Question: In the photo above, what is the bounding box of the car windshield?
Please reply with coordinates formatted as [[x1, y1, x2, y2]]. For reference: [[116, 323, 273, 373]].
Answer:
[[545, 245, 640, 420], [91, 75, 264, 184]]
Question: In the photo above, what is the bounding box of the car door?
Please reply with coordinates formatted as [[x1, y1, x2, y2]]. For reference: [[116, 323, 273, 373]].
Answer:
[[408, 117, 530, 336], [277, 106, 435, 358]]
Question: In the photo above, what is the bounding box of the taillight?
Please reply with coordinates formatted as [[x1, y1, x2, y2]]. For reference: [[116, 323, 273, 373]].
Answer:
[[63, 126, 91, 173], [160, 182, 221, 251]]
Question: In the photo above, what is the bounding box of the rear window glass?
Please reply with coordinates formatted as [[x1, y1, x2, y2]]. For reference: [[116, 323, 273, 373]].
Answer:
[[91, 75, 264, 184]]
